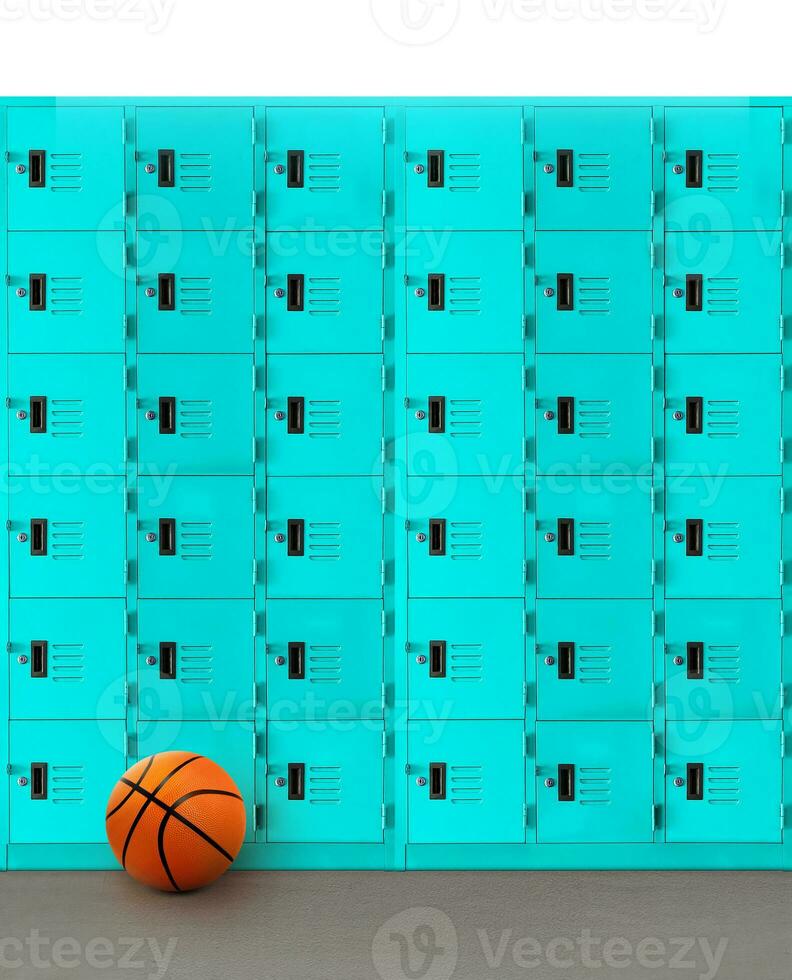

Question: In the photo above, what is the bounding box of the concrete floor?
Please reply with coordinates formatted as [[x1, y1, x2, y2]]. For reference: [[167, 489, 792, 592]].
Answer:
[[0, 871, 790, 979]]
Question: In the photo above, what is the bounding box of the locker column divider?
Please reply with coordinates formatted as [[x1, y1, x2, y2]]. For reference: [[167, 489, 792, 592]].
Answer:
[[0, 103, 9, 869], [782, 103, 791, 870]]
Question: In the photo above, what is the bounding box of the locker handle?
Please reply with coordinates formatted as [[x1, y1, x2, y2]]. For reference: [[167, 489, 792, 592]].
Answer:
[[428, 396, 445, 434], [686, 762, 704, 800], [287, 762, 305, 800], [428, 518, 446, 556], [556, 149, 573, 187], [158, 273, 176, 312], [157, 641, 176, 680], [685, 274, 703, 312], [557, 518, 574, 556], [427, 273, 445, 311], [557, 763, 575, 801], [287, 396, 305, 435], [158, 397, 176, 435], [287, 519, 305, 557], [29, 396, 47, 434], [287, 274, 305, 312], [287, 150, 304, 188], [30, 640, 48, 678], [685, 396, 703, 435], [30, 519, 47, 557], [557, 641, 575, 680], [29, 273, 46, 311], [685, 518, 703, 557], [158, 518, 176, 557], [686, 641, 704, 680], [30, 763, 48, 800], [429, 762, 446, 800], [557, 397, 574, 435], [556, 273, 573, 311], [28, 150, 45, 188], [427, 150, 444, 188], [288, 641, 306, 680], [428, 640, 446, 678], [157, 149, 175, 188], [685, 150, 703, 189]]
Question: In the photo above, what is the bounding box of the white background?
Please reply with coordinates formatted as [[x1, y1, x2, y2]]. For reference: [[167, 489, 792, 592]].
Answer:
[[0, 0, 787, 96]]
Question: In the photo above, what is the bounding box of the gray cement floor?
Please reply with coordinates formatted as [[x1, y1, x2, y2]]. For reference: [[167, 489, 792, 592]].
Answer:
[[0, 871, 789, 979]]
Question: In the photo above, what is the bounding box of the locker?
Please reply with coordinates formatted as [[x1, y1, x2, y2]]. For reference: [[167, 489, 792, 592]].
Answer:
[[8, 231, 125, 354], [535, 600, 653, 721], [135, 721, 255, 841], [136, 107, 254, 231], [266, 599, 384, 719], [665, 354, 781, 476], [9, 599, 126, 721], [665, 477, 781, 599], [407, 477, 524, 599], [266, 354, 383, 476], [536, 722, 654, 843], [535, 354, 652, 475], [137, 599, 255, 723], [266, 476, 383, 599], [137, 476, 254, 599], [266, 722, 384, 843], [535, 108, 652, 231], [535, 477, 653, 599], [266, 107, 385, 231], [405, 107, 524, 230], [665, 720, 782, 843], [665, 107, 782, 232], [266, 232, 384, 354], [406, 232, 524, 354], [137, 354, 254, 476], [9, 720, 126, 844], [9, 354, 126, 475], [7, 107, 124, 231], [9, 476, 126, 599], [406, 354, 524, 477], [407, 599, 525, 720], [407, 720, 525, 844], [664, 233, 781, 354], [137, 231, 254, 354], [535, 232, 653, 354], [665, 600, 782, 722]]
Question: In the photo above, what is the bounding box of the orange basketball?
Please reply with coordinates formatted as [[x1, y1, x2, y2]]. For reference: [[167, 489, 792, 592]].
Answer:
[[106, 751, 246, 892]]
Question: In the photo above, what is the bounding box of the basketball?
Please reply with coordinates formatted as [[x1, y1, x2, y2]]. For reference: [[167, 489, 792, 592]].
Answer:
[[105, 752, 246, 893]]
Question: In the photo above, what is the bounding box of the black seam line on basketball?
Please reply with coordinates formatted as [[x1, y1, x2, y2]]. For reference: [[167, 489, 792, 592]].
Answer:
[[119, 779, 237, 863], [119, 756, 202, 870], [157, 813, 182, 893], [106, 754, 158, 821]]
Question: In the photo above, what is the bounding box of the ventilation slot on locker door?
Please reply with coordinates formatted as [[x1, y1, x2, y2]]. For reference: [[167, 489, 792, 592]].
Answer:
[[28, 150, 45, 188], [429, 763, 446, 800], [287, 762, 305, 800], [557, 764, 575, 801], [427, 150, 444, 188], [686, 641, 704, 680], [428, 519, 446, 556], [288, 642, 306, 680], [29, 274, 46, 311], [30, 763, 48, 800], [159, 641, 177, 680], [557, 641, 575, 680], [157, 149, 175, 188], [29, 396, 47, 434], [428, 640, 447, 678], [685, 150, 703, 188], [30, 640, 48, 678], [686, 762, 704, 800]]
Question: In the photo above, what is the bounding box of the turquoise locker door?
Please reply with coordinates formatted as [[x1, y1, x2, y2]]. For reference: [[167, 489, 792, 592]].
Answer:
[[135, 721, 254, 841], [405, 107, 523, 230], [408, 720, 525, 844], [267, 476, 383, 599], [10, 599, 126, 721], [665, 233, 781, 354], [138, 354, 254, 476], [535, 232, 652, 354], [266, 232, 383, 354], [407, 477, 524, 599], [665, 477, 781, 599], [535, 477, 653, 599], [407, 354, 524, 478], [535, 108, 652, 231], [665, 107, 782, 232], [137, 599, 255, 723], [9, 476, 126, 598], [266, 107, 384, 231], [665, 354, 781, 476], [9, 354, 126, 475], [137, 476, 254, 600], [665, 720, 782, 843], [536, 354, 652, 475], [407, 232, 524, 354], [8, 231, 125, 354], [266, 722, 384, 843], [8, 107, 124, 231], [266, 354, 383, 476], [136, 107, 254, 231], [266, 599, 383, 719], [536, 722, 653, 843], [536, 600, 653, 721], [137, 231, 254, 354], [407, 599, 525, 721], [9, 720, 126, 843], [665, 600, 782, 722]]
